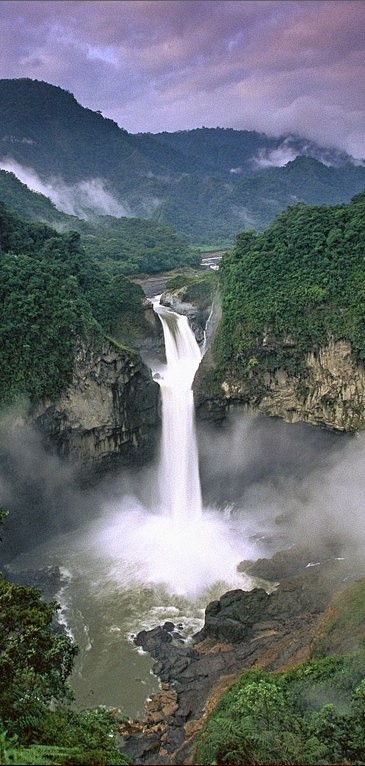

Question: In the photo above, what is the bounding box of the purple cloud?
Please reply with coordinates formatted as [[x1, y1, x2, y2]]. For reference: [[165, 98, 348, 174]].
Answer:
[[0, 0, 364, 157]]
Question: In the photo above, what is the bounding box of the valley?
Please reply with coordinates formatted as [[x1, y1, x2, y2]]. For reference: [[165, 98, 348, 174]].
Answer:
[[0, 77, 365, 766]]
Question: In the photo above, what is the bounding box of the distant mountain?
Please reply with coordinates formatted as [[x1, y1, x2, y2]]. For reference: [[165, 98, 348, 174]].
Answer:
[[0, 78, 364, 244], [155, 127, 353, 173]]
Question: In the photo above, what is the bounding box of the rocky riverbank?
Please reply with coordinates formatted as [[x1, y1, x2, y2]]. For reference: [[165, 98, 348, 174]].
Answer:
[[120, 543, 365, 765]]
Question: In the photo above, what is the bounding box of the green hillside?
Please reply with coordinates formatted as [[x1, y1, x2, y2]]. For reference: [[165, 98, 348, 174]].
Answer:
[[0, 203, 148, 406], [0, 169, 200, 273], [75, 215, 199, 274], [215, 191, 365, 385], [229, 156, 365, 230], [1, 79, 364, 244], [0, 169, 70, 225], [197, 649, 365, 765], [197, 578, 365, 765]]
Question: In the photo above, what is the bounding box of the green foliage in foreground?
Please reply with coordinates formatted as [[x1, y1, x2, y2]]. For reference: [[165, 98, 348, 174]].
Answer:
[[0, 720, 126, 765], [215, 191, 365, 384], [196, 652, 365, 764], [0, 578, 76, 734], [0, 203, 148, 406], [0, 574, 128, 765]]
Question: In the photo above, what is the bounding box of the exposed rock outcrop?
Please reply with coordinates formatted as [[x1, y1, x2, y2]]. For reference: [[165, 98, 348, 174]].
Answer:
[[32, 337, 161, 475], [120, 549, 365, 765], [160, 279, 218, 348], [160, 292, 209, 345], [195, 337, 365, 431], [131, 300, 165, 359]]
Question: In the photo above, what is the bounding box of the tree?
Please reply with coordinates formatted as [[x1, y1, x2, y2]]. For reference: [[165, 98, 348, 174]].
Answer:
[[0, 578, 77, 741]]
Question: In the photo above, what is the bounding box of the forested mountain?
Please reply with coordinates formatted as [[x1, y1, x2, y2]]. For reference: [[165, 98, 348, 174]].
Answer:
[[216, 190, 365, 373], [0, 167, 71, 226], [2, 78, 365, 766], [155, 126, 352, 173], [0, 169, 199, 274], [0, 78, 364, 244]]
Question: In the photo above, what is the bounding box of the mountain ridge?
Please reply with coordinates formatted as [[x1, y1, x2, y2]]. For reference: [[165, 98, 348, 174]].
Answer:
[[1, 78, 364, 243]]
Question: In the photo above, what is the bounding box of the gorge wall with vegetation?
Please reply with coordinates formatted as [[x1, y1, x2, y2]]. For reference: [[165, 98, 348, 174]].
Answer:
[[195, 192, 365, 431], [0, 203, 161, 470]]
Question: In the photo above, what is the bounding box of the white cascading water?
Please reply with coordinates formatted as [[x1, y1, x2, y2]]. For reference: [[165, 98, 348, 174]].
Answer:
[[154, 304, 203, 522], [91, 299, 256, 597], [10, 301, 257, 605], [7, 299, 350, 713], [102, 299, 254, 597]]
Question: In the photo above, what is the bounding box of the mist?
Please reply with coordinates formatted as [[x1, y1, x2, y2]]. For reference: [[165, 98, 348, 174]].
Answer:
[[198, 410, 365, 563], [253, 145, 300, 169], [0, 158, 130, 219], [251, 137, 352, 170], [3, 402, 365, 715], [0, 407, 104, 562], [1, 403, 364, 574]]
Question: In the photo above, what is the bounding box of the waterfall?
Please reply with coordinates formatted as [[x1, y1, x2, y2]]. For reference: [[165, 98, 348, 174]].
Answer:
[[125, 299, 254, 596], [76, 298, 258, 597], [154, 304, 203, 522]]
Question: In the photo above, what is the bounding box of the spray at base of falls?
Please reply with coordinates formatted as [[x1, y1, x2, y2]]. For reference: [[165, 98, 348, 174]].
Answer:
[[92, 301, 258, 598], [5, 301, 273, 712]]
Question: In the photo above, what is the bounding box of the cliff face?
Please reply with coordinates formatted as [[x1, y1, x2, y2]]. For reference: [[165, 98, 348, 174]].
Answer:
[[32, 338, 161, 473], [195, 337, 365, 432]]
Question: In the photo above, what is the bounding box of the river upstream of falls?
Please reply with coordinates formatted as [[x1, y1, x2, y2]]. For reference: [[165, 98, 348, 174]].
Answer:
[[7, 300, 358, 717]]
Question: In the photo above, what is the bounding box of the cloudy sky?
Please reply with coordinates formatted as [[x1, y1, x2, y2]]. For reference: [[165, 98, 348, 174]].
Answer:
[[0, 0, 364, 157]]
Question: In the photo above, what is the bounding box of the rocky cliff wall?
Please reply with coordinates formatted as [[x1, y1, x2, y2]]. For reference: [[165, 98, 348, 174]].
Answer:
[[32, 337, 161, 474], [194, 337, 365, 432]]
